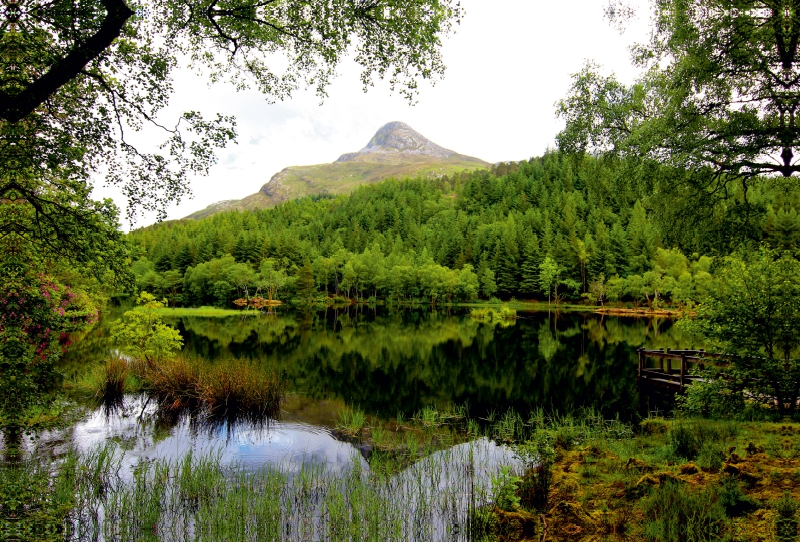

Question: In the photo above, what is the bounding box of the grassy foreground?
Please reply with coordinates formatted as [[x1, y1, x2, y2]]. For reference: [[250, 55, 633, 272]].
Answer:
[[9, 410, 800, 541]]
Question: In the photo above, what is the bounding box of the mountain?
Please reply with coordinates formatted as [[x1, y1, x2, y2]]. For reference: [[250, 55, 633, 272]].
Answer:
[[186, 122, 489, 219]]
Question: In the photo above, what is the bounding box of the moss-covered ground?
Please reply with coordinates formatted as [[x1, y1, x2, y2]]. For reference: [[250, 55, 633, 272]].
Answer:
[[481, 417, 799, 541]]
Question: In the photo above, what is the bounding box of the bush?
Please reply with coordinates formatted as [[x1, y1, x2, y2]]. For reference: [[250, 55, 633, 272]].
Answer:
[[110, 293, 183, 363], [675, 378, 745, 419], [642, 481, 725, 542], [491, 466, 522, 512]]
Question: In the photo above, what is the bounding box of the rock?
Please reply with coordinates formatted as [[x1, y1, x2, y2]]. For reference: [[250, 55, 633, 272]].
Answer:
[[336, 122, 456, 162]]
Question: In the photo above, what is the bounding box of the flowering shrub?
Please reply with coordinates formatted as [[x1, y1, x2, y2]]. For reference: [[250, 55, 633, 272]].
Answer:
[[0, 263, 100, 438]]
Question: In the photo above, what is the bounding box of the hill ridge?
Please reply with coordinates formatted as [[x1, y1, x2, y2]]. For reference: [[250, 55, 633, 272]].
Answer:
[[186, 122, 488, 220]]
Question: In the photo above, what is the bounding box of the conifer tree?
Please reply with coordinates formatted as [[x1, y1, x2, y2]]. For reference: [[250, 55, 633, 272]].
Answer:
[[154, 253, 173, 273], [477, 256, 497, 299], [296, 260, 316, 304], [174, 244, 195, 274], [609, 221, 629, 277], [494, 227, 519, 296], [628, 201, 659, 275], [520, 236, 541, 296]]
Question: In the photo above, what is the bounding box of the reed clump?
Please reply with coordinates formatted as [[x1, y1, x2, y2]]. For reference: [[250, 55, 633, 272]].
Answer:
[[89, 355, 286, 419], [73, 357, 135, 405], [195, 359, 284, 418], [141, 356, 199, 411]]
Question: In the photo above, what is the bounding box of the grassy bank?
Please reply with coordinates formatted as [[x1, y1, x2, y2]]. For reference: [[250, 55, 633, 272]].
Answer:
[[152, 306, 265, 317], [16, 408, 799, 541]]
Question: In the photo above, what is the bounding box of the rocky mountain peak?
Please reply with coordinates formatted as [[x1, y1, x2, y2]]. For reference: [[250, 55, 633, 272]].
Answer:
[[336, 122, 455, 162]]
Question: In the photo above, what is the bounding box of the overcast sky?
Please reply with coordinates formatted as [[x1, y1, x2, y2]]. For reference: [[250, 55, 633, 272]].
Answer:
[[100, 0, 652, 227]]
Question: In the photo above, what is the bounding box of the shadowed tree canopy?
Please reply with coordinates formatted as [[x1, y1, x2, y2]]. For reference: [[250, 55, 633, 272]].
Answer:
[[557, 1, 800, 193]]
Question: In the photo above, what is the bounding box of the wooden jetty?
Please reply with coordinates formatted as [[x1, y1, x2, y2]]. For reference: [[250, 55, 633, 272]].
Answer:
[[637, 348, 728, 393]]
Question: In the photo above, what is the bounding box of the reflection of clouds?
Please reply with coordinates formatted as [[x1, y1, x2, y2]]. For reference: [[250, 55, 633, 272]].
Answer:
[[35, 396, 365, 477], [390, 438, 523, 539]]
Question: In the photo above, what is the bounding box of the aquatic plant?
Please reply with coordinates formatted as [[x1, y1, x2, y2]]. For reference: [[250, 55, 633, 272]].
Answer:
[[196, 359, 284, 419], [58, 438, 514, 541], [141, 355, 200, 411], [74, 357, 132, 404], [336, 406, 367, 438]]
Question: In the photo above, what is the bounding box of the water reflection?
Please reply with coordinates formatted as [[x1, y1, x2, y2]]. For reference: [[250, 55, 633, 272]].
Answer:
[[36, 396, 366, 475], [64, 306, 699, 422]]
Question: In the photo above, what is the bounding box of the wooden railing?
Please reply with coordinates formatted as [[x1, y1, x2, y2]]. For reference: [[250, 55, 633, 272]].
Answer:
[[637, 348, 729, 392]]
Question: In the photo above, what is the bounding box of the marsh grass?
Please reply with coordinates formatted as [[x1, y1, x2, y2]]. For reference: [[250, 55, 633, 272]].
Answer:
[[24, 408, 799, 541], [142, 355, 199, 411], [641, 481, 725, 541], [59, 438, 509, 541], [667, 418, 739, 461], [76, 355, 286, 420], [196, 359, 284, 419], [72, 357, 135, 406], [336, 406, 367, 438]]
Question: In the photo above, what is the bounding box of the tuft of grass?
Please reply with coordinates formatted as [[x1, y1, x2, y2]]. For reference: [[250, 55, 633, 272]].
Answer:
[[72, 357, 135, 405], [719, 476, 760, 517], [142, 356, 199, 411], [667, 419, 738, 461], [641, 480, 725, 541], [336, 406, 367, 438], [196, 359, 284, 419]]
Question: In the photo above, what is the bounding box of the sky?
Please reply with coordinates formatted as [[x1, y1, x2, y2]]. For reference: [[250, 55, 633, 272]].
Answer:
[[99, 0, 653, 227]]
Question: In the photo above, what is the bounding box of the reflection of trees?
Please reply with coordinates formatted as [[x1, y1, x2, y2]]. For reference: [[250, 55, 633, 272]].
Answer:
[[69, 310, 695, 421]]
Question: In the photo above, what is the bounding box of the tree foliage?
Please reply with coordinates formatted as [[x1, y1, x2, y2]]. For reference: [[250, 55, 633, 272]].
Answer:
[[125, 154, 773, 306], [559, 2, 800, 182], [110, 292, 184, 363], [1, 0, 464, 222], [682, 249, 800, 415]]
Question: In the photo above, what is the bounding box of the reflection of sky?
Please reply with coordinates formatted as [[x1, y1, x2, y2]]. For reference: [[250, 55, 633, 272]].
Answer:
[[36, 396, 367, 477], [31, 399, 531, 540]]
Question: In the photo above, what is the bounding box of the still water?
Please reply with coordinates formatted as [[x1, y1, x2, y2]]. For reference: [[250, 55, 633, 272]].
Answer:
[[50, 305, 693, 467]]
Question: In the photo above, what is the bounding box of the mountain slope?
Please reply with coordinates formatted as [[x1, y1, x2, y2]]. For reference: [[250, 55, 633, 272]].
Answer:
[[187, 122, 488, 219]]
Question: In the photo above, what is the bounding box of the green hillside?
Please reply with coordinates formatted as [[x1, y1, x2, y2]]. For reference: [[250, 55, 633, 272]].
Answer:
[[186, 122, 489, 219]]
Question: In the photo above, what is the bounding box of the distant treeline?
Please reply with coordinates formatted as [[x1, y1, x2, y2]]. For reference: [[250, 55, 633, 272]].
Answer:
[[128, 152, 799, 306]]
